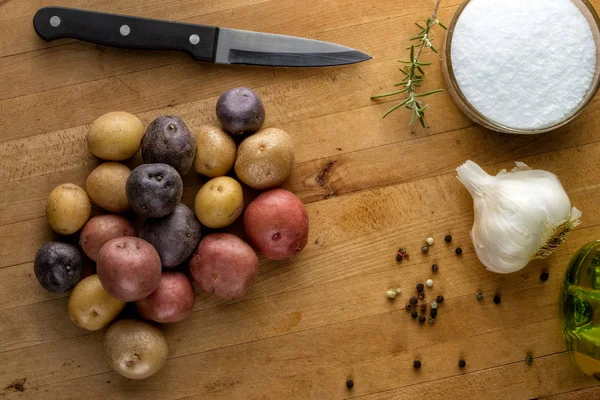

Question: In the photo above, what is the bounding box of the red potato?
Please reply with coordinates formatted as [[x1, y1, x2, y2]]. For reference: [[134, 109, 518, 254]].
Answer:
[[136, 272, 195, 323], [97, 237, 161, 302], [189, 233, 259, 301], [80, 215, 137, 261], [244, 189, 309, 260]]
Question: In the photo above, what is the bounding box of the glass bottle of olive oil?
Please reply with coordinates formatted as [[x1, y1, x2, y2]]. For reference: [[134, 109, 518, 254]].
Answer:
[[561, 241, 600, 379]]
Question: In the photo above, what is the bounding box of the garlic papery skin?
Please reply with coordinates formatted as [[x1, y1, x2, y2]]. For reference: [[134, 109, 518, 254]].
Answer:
[[456, 160, 582, 274]]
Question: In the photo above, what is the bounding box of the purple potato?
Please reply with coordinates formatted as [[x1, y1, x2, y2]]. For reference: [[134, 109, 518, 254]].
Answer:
[[34, 242, 83, 293], [141, 203, 202, 268], [126, 164, 183, 218], [142, 115, 196, 175], [216, 87, 265, 136]]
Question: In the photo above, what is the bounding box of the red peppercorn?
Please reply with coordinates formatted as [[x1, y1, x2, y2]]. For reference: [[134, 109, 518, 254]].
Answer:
[[418, 292, 425, 300], [406, 304, 412, 311], [420, 304, 427, 313]]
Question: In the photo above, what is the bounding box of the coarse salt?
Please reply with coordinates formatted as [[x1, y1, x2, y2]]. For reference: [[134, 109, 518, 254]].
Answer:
[[451, 0, 597, 130]]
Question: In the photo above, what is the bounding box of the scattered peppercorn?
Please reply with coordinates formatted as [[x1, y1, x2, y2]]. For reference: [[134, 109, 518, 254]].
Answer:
[[540, 271, 549, 282], [432, 263, 439, 272], [455, 247, 463, 255], [413, 360, 422, 369], [430, 301, 438, 310], [430, 308, 438, 318], [426, 279, 433, 288], [386, 289, 397, 299], [399, 248, 406, 254], [410, 296, 418, 305], [426, 237, 434, 246], [411, 311, 418, 319], [403, 253, 410, 261], [476, 291, 483, 300], [418, 315, 426, 323], [421, 246, 430, 254], [396, 254, 403, 262], [525, 353, 533, 365], [420, 304, 427, 313], [418, 292, 425, 300], [428, 316, 435, 324], [458, 360, 466, 368], [346, 380, 354, 389], [416, 283, 425, 293], [406, 304, 412, 311], [493, 294, 501, 304], [445, 235, 452, 243], [436, 295, 444, 303]]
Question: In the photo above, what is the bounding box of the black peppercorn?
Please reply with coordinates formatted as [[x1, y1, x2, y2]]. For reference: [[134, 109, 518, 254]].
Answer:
[[396, 254, 403, 262], [420, 304, 427, 314], [421, 246, 429, 254], [430, 308, 438, 318], [406, 304, 412, 311], [411, 311, 418, 319], [540, 271, 549, 282], [418, 292, 425, 300], [418, 315, 426, 323], [416, 283, 425, 293], [445, 235, 452, 243], [346, 380, 354, 389], [413, 360, 422, 369], [436, 295, 444, 303], [432, 263, 439, 272], [525, 353, 533, 365], [458, 360, 466, 368], [455, 247, 463, 255], [410, 296, 418, 305], [493, 295, 501, 304]]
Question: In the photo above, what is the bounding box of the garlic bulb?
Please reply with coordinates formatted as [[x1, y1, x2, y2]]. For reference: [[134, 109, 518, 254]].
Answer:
[[457, 160, 582, 274]]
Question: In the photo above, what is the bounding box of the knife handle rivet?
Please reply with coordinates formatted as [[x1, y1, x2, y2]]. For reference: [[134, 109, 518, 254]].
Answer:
[[49, 16, 61, 27], [189, 34, 200, 45], [120, 25, 131, 37]]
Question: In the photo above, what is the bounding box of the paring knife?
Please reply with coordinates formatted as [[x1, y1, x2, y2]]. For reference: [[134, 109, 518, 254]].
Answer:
[[33, 7, 372, 67]]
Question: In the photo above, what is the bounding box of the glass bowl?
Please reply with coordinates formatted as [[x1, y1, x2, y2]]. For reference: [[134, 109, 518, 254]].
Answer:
[[441, 0, 600, 134]]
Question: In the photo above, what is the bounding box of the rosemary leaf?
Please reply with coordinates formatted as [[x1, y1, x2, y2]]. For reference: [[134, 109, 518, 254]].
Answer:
[[414, 89, 446, 98], [383, 98, 412, 118]]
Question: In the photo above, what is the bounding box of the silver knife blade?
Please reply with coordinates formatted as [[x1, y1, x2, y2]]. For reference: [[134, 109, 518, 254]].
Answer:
[[215, 28, 371, 67]]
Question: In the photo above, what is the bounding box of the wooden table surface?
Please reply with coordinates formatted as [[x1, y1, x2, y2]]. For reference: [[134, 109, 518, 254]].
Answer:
[[2, 0, 600, 398]]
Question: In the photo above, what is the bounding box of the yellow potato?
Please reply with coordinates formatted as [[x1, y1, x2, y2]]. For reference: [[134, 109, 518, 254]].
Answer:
[[46, 183, 91, 235], [104, 319, 168, 379], [68, 275, 126, 331], [87, 112, 144, 161], [193, 125, 237, 178], [234, 128, 295, 189], [86, 162, 131, 213], [194, 176, 244, 228]]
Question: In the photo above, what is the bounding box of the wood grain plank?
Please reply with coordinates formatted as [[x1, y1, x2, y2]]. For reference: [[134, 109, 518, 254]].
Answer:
[[1, 131, 597, 269], [0, 317, 584, 399], [542, 386, 600, 400], [354, 353, 598, 400], [0, 0, 460, 100]]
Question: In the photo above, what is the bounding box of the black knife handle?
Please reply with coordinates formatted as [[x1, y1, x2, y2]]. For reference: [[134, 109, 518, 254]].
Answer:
[[33, 7, 219, 62]]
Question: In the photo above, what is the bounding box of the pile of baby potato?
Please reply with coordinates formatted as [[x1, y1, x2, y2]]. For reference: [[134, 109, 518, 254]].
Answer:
[[34, 87, 309, 379]]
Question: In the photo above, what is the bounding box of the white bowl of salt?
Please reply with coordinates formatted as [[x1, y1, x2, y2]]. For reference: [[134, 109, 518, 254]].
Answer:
[[442, 0, 600, 134]]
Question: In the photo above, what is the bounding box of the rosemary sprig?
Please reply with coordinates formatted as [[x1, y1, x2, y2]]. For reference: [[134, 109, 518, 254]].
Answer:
[[371, 0, 446, 127]]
